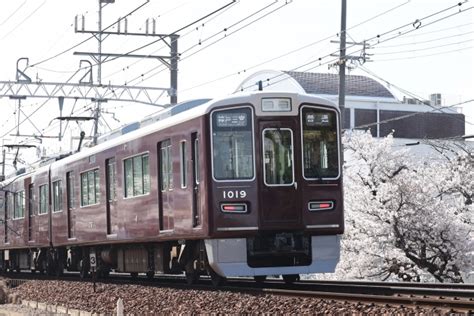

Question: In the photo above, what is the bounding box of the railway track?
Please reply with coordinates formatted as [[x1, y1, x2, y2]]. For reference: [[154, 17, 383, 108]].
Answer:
[[3, 273, 474, 312]]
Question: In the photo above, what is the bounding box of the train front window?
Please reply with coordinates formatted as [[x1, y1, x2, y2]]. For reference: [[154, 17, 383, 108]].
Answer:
[[301, 107, 339, 179], [212, 107, 254, 181], [263, 128, 294, 186]]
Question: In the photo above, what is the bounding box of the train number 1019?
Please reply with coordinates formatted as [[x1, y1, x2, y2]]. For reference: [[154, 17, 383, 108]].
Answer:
[[223, 190, 247, 199]]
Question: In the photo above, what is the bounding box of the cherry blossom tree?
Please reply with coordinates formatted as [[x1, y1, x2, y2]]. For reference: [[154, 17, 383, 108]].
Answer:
[[335, 131, 473, 283]]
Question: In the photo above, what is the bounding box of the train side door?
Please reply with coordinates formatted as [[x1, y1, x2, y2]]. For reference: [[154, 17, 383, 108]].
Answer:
[[105, 158, 117, 235], [158, 139, 174, 231], [191, 132, 201, 227], [66, 172, 76, 239], [4, 193, 9, 243], [258, 120, 302, 229], [28, 183, 34, 241]]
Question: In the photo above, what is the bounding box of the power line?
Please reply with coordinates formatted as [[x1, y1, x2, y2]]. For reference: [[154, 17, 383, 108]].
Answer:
[[375, 30, 474, 48], [357, 65, 474, 127], [29, 1, 151, 68], [138, 0, 294, 85], [374, 45, 473, 61], [179, 0, 413, 94], [102, 0, 239, 81], [239, 2, 472, 91], [105, 1, 237, 66], [122, 0, 287, 86], [393, 22, 473, 39], [352, 99, 474, 130], [0, 1, 27, 26], [0, 0, 46, 40], [374, 38, 474, 55]]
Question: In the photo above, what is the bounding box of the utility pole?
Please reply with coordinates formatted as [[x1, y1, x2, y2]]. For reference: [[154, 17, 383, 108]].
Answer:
[[338, 0, 347, 131], [0, 148, 5, 182]]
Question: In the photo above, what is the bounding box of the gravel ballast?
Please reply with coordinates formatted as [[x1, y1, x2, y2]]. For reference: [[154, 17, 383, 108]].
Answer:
[[8, 280, 455, 314]]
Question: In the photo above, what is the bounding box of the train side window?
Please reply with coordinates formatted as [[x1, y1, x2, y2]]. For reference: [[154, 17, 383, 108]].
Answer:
[[124, 153, 150, 197], [180, 140, 187, 189], [80, 169, 100, 206], [39, 184, 49, 214], [52, 180, 63, 212], [13, 190, 25, 219], [160, 140, 173, 191]]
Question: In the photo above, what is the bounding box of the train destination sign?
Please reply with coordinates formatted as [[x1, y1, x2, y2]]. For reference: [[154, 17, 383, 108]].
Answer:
[[306, 112, 330, 127], [216, 112, 248, 128]]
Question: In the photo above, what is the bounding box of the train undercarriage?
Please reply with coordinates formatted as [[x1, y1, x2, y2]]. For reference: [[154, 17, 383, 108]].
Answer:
[[0, 233, 332, 286]]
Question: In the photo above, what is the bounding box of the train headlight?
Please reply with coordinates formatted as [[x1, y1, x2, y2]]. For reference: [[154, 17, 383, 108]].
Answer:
[[261, 98, 292, 112], [308, 201, 334, 212], [220, 203, 248, 213]]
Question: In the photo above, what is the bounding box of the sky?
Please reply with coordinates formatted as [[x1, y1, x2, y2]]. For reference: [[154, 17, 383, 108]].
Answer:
[[0, 0, 473, 172]]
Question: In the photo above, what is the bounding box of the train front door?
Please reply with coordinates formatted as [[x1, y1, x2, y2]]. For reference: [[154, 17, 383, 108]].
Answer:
[[259, 120, 302, 229]]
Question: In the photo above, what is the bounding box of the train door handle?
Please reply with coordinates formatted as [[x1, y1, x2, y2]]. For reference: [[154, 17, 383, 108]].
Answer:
[[294, 181, 298, 190]]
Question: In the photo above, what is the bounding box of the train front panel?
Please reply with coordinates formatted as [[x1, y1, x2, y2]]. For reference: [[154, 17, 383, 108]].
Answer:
[[205, 92, 343, 277]]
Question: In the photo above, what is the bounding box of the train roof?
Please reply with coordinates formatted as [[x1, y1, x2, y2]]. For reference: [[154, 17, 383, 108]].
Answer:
[[2, 92, 337, 180]]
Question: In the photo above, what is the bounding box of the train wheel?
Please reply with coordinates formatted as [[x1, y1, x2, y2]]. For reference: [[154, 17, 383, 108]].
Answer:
[[209, 269, 226, 287], [146, 271, 154, 280], [185, 260, 199, 285], [101, 269, 110, 279], [282, 274, 300, 284], [130, 272, 138, 279], [79, 260, 89, 279], [254, 275, 267, 284], [55, 260, 64, 277]]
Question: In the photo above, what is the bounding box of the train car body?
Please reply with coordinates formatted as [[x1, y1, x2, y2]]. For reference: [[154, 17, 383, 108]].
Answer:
[[0, 91, 343, 284]]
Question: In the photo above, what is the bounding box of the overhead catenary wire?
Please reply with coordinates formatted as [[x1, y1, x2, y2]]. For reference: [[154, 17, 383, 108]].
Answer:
[[374, 30, 474, 48], [373, 38, 474, 55], [239, 2, 473, 91], [373, 45, 473, 61], [0, 0, 46, 40], [356, 65, 474, 127], [0, 0, 27, 26], [102, 0, 239, 81], [352, 99, 474, 130], [179, 0, 413, 93], [136, 0, 294, 85], [37, 0, 410, 136], [28, 0, 151, 68]]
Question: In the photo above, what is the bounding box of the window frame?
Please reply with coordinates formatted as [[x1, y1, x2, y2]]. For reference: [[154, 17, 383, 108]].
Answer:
[[159, 140, 173, 192], [123, 152, 151, 199], [38, 184, 49, 215], [13, 190, 25, 219], [179, 140, 187, 189], [210, 105, 256, 183], [52, 180, 63, 213], [262, 127, 295, 187], [300, 104, 341, 181], [80, 168, 100, 207]]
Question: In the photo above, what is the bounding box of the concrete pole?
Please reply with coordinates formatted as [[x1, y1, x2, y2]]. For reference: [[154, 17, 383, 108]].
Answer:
[[338, 0, 347, 130]]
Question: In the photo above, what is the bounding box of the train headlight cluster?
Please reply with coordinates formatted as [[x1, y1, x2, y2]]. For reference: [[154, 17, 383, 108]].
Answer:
[[308, 201, 334, 212], [261, 98, 292, 112], [220, 203, 248, 213]]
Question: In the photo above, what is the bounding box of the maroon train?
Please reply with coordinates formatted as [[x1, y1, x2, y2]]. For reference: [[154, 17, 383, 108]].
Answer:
[[0, 91, 343, 285]]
